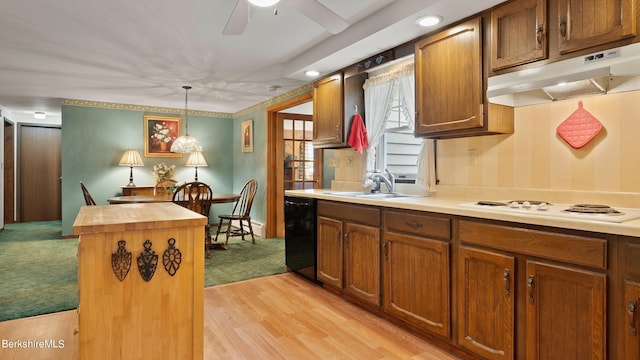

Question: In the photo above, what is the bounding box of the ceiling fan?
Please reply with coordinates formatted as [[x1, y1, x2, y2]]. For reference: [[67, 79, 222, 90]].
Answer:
[[223, 0, 349, 35]]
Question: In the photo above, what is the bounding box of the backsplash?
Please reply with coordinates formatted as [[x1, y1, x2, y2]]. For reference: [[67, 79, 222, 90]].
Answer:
[[438, 90, 640, 192], [329, 90, 640, 206]]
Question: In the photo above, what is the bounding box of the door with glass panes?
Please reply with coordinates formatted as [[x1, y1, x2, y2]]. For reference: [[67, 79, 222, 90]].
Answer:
[[282, 113, 320, 190]]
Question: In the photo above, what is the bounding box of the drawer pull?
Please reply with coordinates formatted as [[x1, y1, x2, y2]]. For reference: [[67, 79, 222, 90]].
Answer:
[[629, 299, 638, 336], [559, 17, 567, 43], [405, 221, 423, 228], [503, 269, 511, 296], [536, 24, 544, 50], [527, 275, 535, 304]]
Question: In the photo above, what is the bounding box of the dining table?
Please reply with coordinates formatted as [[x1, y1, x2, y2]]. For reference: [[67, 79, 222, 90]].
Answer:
[[107, 193, 240, 204]]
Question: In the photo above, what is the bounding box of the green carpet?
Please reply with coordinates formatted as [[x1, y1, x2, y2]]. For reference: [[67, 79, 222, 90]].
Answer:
[[0, 221, 286, 322]]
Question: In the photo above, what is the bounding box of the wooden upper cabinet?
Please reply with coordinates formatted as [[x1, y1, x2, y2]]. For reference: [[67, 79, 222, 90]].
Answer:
[[313, 73, 344, 148], [415, 17, 484, 135], [491, 0, 548, 71], [313, 72, 366, 148], [556, 0, 637, 54]]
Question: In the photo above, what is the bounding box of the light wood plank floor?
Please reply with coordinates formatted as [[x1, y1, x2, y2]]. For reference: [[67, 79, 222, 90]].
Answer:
[[0, 273, 461, 359]]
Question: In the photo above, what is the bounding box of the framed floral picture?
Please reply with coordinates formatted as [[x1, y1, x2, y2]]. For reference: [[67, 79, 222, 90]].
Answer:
[[143, 115, 182, 157], [241, 119, 253, 153]]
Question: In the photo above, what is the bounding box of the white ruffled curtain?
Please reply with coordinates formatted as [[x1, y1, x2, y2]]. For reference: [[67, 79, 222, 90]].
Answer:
[[363, 63, 436, 192]]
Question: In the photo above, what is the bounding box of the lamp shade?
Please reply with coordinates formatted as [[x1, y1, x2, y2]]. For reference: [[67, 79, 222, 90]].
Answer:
[[186, 151, 208, 167], [171, 135, 203, 153], [118, 149, 144, 166], [170, 85, 202, 154], [248, 0, 280, 6]]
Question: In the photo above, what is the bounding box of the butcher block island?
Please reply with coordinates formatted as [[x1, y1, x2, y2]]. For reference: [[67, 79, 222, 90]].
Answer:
[[72, 202, 207, 360]]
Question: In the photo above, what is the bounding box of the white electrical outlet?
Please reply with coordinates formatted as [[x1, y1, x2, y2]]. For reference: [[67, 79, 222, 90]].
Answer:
[[467, 149, 477, 166]]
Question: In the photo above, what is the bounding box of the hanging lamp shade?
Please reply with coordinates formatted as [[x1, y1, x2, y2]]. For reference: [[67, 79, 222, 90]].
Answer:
[[171, 85, 203, 154]]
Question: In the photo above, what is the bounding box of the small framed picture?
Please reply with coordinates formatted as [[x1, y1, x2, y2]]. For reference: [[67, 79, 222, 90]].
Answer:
[[241, 119, 253, 153], [144, 115, 182, 158]]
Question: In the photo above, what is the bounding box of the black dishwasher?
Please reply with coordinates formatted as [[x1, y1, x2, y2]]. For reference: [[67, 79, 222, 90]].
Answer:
[[284, 196, 319, 284]]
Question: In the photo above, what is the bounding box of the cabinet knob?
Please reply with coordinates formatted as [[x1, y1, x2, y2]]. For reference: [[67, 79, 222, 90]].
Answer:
[[503, 269, 511, 296], [629, 299, 638, 336], [527, 275, 535, 304]]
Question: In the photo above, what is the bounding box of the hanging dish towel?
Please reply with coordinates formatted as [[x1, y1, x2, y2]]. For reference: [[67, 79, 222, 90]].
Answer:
[[347, 113, 368, 154]]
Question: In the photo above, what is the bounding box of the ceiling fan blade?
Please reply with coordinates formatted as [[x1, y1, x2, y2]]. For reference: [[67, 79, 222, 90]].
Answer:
[[287, 0, 349, 34], [223, 0, 250, 35]]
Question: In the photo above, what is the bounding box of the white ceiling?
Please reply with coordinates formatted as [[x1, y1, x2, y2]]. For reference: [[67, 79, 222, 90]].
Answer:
[[0, 0, 505, 121]]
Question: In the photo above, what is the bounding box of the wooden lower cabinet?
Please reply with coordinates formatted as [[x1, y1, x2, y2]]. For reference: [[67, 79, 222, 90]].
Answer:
[[525, 261, 606, 359], [317, 216, 343, 288], [383, 231, 450, 337], [457, 246, 515, 360], [624, 281, 640, 360], [344, 222, 381, 306], [316, 201, 381, 307]]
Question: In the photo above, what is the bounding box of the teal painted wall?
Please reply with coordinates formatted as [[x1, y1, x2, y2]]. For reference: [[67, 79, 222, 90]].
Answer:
[[232, 110, 267, 226], [61, 105, 234, 235]]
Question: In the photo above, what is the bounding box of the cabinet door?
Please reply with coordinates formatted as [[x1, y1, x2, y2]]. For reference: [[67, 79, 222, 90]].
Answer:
[[313, 73, 344, 148], [624, 281, 640, 360], [415, 17, 484, 136], [457, 246, 515, 360], [383, 232, 450, 337], [344, 222, 381, 306], [491, 0, 547, 70], [525, 261, 606, 359], [556, 0, 636, 54], [317, 216, 343, 288]]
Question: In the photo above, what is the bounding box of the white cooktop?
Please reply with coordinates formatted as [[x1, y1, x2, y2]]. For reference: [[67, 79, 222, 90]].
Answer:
[[459, 201, 640, 223]]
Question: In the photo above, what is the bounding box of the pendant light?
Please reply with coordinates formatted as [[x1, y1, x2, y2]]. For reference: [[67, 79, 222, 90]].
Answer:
[[170, 85, 203, 154]]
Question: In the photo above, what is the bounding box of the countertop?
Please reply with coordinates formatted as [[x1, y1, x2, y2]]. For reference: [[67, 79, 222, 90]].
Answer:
[[72, 202, 207, 235], [285, 189, 640, 237]]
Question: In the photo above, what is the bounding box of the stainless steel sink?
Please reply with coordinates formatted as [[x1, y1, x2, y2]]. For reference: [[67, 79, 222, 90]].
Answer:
[[325, 191, 409, 199]]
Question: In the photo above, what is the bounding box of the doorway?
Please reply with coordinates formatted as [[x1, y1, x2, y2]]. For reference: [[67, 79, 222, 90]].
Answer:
[[282, 113, 318, 191], [18, 124, 62, 222], [266, 93, 321, 238], [4, 119, 14, 224]]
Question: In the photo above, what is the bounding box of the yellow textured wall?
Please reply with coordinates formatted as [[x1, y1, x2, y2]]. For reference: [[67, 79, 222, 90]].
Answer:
[[437, 90, 640, 192]]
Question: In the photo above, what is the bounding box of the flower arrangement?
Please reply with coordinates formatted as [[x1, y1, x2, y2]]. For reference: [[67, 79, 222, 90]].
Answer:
[[152, 163, 176, 182], [150, 122, 176, 145]]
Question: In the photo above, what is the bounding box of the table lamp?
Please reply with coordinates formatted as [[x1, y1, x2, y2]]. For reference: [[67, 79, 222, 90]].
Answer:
[[186, 151, 208, 181], [118, 149, 144, 186]]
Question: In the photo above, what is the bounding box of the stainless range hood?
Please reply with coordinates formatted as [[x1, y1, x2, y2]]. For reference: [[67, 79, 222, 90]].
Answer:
[[488, 42, 640, 107]]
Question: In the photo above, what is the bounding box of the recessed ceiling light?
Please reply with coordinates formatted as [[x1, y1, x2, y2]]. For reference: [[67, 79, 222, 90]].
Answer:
[[248, 0, 280, 7], [416, 15, 442, 27], [34, 112, 46, 120], [305, 70, 320, 77]]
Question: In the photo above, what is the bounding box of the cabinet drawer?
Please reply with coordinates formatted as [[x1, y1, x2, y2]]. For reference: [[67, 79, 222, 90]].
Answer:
[[459, 220, 607, 269], [318, 200, 380, 227], [623, 238, 640, 277], [384, 209, 451, 240]]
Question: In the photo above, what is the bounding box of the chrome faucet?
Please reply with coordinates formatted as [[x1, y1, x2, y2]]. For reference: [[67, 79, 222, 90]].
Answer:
[[368, 169, 395, 193]]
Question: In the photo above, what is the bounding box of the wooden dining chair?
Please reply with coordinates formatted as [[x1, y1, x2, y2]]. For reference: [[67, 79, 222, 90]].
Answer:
[[214, 179, 258, 249], [171, 181, 214, 258], [80, 181, 96, 206]]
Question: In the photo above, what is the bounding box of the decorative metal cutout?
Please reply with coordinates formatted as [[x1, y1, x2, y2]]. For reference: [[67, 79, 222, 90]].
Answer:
[[111, 240, 132, 281], [162, 238, 182, 276], [137, 240, 158, 282]]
